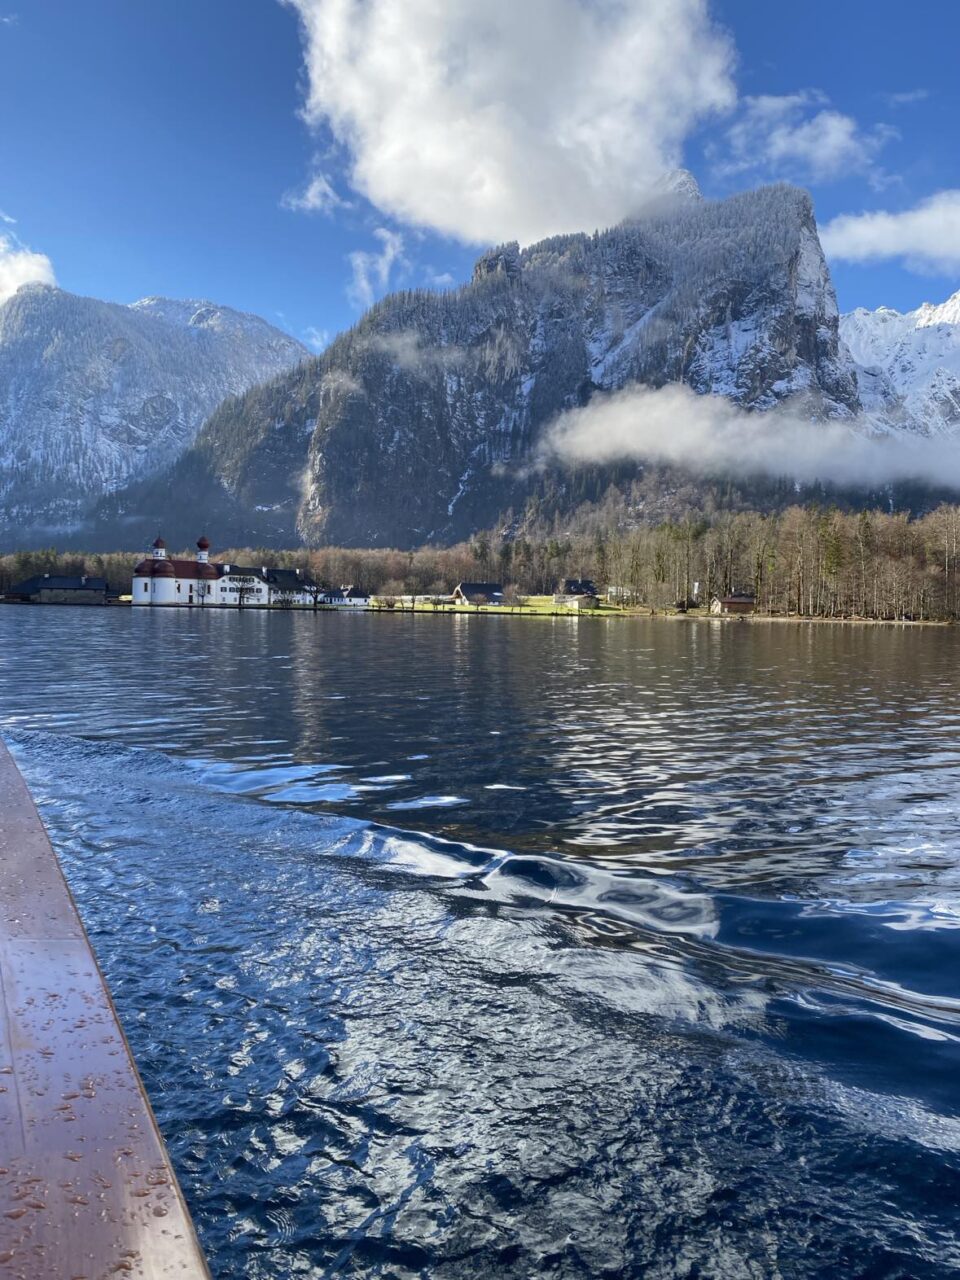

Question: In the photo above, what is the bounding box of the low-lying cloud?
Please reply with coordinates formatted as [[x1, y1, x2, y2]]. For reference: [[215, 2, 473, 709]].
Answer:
[[364, 330, 464, 375], [542, 383, 960, 491]]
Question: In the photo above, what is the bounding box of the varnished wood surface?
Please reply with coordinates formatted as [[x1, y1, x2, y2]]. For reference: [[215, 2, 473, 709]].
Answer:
[[0, 739, 210, 1279]]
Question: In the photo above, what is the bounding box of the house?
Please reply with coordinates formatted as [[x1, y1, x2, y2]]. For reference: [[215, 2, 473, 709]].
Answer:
[[261, 567, 318, 606], [6, 574, 110, 605], [218, 565, 270, 606], [559, 578, 598, 597], [555, 578, 599, 607], [710, 593, 756, 615], [452, 582, 504, 605], [340, 585, 369, 607], [605, 584, 642, 605]]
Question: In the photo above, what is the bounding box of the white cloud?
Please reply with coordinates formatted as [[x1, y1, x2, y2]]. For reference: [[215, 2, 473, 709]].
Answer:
[[281, 0, 735, 246], [718, 91, 896, 186], [281, 169, 349, 215], [303, 324, 330, 351], [883, 89, 929, 107], [364, 330, 464, 375], [347, 228, 406, 308], [821, 191, 960, 272], [0, 231, 56, 305], [542, 383, 960, 490]]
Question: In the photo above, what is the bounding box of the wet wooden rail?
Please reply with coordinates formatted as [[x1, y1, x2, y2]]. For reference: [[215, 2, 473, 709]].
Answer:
[[0, 739, 210, 1279]]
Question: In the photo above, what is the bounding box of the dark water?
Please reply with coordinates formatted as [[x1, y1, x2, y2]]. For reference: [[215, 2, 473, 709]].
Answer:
[[2, 607, 960, 1278]]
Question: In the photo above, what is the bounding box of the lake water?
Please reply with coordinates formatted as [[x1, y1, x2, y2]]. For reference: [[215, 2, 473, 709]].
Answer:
[[2, 607, 960, 1278]]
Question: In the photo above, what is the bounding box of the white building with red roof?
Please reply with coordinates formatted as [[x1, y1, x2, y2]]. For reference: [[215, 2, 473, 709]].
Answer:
[[132, 537, 316, 607]]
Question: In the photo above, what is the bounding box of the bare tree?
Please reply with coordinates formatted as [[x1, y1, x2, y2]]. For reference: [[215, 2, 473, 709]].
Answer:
[[502, 584, 525, 613], [305, 580, 326, 611], [380, 578, 405, 610]]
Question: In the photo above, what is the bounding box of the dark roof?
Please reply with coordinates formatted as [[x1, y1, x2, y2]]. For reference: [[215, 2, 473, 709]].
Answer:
[[9, 575, 108, 595], [562, 578, 598, 595], [263, 568, 316, 591], [454, 582, 503, 596], [718, 593, 756, 603], [341, 585, 368, 598], [218, 565, 268, 582]]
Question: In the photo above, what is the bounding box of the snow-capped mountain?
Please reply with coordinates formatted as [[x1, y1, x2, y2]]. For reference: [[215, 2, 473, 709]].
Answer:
[[841, 292, 960, 436], [113, 182, 862, 550], [0, 284, 306, 538]]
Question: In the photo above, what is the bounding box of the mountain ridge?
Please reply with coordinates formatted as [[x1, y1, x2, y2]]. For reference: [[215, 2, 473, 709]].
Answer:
[[104, 182, 869, 550], [840, 289, 960, 437], [9, 184, 960, 553], [0, 283, 307, 541]]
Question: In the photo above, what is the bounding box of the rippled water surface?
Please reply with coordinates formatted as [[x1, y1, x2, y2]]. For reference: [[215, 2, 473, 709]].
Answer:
[[3, 607, 960, 1277]]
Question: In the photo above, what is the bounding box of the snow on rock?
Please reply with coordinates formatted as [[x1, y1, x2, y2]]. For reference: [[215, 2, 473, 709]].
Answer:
[[651, 168, 703, 201], [841, 289, 960, 436], [135, 183, 864, 549], [0, 284, 306, 535]]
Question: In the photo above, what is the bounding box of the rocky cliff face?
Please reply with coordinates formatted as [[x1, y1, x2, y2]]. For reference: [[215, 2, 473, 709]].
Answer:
[[0, 285, 306, 541], [115, 181, 861, 551]]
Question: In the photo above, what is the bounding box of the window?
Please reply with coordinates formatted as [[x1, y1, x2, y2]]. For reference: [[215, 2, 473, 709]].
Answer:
[[143, 582, 149, 593]]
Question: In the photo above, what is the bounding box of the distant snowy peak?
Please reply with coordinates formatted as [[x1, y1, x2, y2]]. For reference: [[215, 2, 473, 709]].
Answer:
[[128, 295, 289, 338], [652, 168, 703, 201], [915, 289, 960, 328], [841, 289, 960, 435]]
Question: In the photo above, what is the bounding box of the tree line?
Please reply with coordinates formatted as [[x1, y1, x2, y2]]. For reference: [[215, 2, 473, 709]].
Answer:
[[3, 502, 960, 620]]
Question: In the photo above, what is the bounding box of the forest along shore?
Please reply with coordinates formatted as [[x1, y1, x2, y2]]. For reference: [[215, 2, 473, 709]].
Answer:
[[3, 502, 960, 622]]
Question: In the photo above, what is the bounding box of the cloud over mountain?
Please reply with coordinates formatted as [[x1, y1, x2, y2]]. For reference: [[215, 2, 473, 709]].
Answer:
[[281, 0, 735, 245], [0, 229, 55, 304], [542, 383, 960, 490]]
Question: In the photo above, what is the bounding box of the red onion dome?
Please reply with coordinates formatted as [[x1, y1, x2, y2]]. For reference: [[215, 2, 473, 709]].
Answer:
[[152, 560, 175, 577], [196, 536, 210, 551], [198, 563, 218, 580], [153, 536, 166, 549], [134, 559, 155, 576]]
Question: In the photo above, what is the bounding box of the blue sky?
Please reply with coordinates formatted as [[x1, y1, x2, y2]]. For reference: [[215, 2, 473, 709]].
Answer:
[[1, 0, 959, 350]]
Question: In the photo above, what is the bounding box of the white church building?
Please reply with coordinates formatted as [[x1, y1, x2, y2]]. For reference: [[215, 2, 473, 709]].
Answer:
[[132, 537, 318, 607]]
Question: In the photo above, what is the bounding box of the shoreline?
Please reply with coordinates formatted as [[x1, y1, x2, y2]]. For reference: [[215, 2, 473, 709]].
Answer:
[[2, 598, 953, 626]]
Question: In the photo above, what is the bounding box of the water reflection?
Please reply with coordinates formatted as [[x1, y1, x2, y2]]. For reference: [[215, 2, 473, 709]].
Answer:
[[2, 609, 960, 1277]]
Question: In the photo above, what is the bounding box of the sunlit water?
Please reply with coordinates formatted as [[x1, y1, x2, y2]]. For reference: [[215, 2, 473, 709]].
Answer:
[[2, 607, 960, 1278]]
